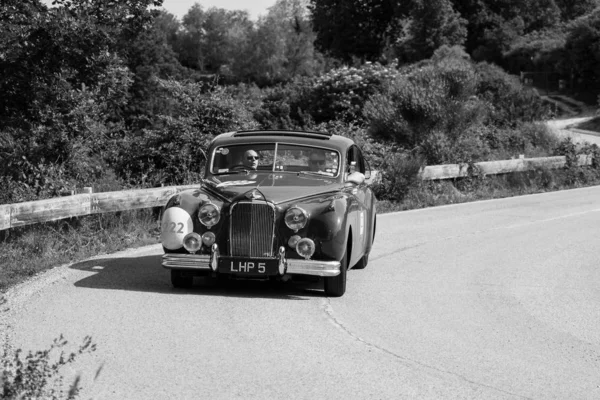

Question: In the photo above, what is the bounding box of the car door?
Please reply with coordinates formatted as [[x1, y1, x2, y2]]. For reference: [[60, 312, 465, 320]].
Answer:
[[345, 145, 371, 264]]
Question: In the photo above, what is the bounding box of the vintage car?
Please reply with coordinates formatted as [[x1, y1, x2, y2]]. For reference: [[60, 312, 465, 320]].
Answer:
[[160, 130, 377, 297]]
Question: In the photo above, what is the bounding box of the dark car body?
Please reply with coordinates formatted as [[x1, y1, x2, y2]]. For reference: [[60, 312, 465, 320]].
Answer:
[[160, 130, 377, 297]]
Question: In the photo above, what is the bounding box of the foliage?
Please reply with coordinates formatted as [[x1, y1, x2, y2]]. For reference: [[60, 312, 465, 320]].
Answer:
[[564, 7, 600, 92], [391, 0, 467, 63], [114, 80, 258, 186], [309, 120, 398, 168], [474, 62, 551, 126], [370, 152, 424, 201], [308, 62, 400, 123], [308, 0, 406, 62], [1, 335, 96, 400], [365, 48, 482, 148]]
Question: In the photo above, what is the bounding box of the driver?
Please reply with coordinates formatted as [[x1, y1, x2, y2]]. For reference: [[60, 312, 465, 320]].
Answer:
[[242, 149, 259, 170], [308, 150, 327, 172]]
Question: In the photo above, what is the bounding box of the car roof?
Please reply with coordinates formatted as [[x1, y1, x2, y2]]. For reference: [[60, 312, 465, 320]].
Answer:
[[209, 130, 355, 151]]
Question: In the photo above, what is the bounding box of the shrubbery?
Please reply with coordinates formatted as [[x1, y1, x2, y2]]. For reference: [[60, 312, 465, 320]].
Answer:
[[111, 79, 258, 187], [1, 335, 96, 400]]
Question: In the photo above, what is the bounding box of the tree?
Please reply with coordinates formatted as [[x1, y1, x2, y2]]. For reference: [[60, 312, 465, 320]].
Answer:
[[243, 0, 320, 83], [450, 0, 561, 65], [309, 0, 408, 62], [392, 0, 467, 63], [564, 7, 600, 91], [177, 3, 206, 69], [555, 0, 600, 21], [0, 0, 163, 200]]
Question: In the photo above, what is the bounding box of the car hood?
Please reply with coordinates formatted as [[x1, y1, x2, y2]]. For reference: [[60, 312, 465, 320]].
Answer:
[[203, 173, 341, 204]]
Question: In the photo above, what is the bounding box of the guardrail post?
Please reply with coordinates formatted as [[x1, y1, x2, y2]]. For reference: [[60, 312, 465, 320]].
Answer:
[[0, 205, 10, 231]]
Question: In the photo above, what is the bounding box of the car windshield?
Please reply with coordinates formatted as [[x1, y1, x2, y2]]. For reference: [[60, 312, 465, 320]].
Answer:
[[210, 143, 340, 177]]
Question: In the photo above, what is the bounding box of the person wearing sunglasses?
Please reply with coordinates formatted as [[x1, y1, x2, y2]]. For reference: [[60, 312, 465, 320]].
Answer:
[[308, 150, 327, 172], [242, 149, 260, 170]]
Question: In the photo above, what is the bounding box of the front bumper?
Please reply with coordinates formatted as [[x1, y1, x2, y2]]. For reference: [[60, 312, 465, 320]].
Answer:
[[162, 245, 341, 277]]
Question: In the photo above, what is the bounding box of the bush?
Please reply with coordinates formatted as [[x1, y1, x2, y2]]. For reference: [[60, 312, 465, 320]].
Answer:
[[308, 62, 400, 123], [1, 335, 96, 400], [309, 120, 397, 169], [364, 53, 483, 147], [475, 62, 551, 127], [370, 152, 423, 201], [252, 79, 314, 130], [114, 80, 259, 186]]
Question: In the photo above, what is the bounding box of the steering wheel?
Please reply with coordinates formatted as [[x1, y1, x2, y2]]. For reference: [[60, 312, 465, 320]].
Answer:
[[230, 165, 250, 171]]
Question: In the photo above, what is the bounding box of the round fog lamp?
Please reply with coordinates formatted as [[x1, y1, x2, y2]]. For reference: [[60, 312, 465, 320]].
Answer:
[[202, 232, 216, 247], [183, 233, 202, 253], [296, 238, 315, 260], [288, 235, 301, 248]]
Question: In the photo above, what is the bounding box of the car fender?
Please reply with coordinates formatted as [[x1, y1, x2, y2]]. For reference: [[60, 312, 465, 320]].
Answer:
[[310, 194, 356, 263], [161, 189, 223, 251]]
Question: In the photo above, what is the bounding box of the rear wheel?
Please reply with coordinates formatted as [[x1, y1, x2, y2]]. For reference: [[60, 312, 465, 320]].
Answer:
[[171, 270, 194, 289], [324, 246, 348, 297]]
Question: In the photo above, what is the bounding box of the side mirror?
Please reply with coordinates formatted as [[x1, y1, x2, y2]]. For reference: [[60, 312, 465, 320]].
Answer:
[[364, 170, 380, 186], [345, 171, 365, 186]]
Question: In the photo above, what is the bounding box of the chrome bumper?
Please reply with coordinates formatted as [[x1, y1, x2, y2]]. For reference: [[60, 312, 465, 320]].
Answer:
[[286, 259, 341, 277], [162, 253, 212, 270], [162, 245, 340, 277]]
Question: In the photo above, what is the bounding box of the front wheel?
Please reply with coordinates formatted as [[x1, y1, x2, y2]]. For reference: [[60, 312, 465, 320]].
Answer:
[[171, 270, 194, 289], [353, 253, 369, 270], [324, 247, 348, 297]]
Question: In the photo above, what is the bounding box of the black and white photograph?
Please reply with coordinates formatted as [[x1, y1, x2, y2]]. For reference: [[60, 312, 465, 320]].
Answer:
[[1, 0, 600, 398]]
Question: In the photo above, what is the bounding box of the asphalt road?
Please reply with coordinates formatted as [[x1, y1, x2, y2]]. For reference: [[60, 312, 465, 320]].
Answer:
[[546, 116, 600, 146], [2, 186, 600, 399]]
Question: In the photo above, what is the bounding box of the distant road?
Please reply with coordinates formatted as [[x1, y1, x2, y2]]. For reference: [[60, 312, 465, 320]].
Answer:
[[2, 186, 600, 399], [546, 116, 600, 145]]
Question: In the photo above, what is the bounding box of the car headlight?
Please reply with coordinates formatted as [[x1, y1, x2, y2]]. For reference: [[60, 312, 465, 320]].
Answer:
[[296, 238, 315, 259], [285, 207, 308, 231], [201, 232, 216, 247], [198, 203, 221, 227], [183, 233, 202, 253]]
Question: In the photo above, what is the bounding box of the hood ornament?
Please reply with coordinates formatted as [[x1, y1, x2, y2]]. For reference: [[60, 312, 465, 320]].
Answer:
[[245, 189, 263, 200]]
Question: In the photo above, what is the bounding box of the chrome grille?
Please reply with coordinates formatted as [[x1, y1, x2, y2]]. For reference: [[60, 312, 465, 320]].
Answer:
[[230, 202, 276, 257]]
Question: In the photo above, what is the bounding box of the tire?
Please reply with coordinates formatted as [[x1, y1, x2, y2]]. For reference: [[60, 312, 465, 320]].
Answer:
[[353, 253, 369, 270], [324, 246, 348, 297], [171, 270, 194, 289]]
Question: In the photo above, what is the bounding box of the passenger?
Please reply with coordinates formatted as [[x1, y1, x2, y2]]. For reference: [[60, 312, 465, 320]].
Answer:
[[308, 150, 327, 172]]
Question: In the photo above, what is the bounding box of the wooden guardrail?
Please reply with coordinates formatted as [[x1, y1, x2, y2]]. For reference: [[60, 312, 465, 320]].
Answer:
[[0, 185, 197, 231], [0, 154, 595, 231], [419, 154, 593, 180]]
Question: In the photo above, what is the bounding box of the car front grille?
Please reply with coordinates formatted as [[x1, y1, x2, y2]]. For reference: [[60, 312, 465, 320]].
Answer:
[[229, 201, 276, 257]]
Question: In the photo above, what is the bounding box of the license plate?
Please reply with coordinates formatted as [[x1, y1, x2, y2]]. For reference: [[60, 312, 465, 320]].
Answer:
[[218, 257, 279, 276]]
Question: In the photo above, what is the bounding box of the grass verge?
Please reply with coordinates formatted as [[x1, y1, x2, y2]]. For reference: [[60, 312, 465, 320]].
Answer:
[[0, 209, 160, 293]]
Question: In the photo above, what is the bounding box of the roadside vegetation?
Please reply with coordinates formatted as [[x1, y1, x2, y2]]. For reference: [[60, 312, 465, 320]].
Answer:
[[1, 335, 97, 400]]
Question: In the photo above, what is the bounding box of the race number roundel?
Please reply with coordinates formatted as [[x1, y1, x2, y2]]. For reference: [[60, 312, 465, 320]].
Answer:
[[161, 207, 194, 250]]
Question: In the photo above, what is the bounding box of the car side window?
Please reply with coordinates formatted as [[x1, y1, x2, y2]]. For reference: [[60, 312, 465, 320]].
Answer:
[[347, 146, 365, 174]]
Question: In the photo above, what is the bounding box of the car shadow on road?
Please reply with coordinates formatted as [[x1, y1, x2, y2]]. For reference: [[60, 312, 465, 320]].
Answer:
[[69, 255, 324, 300]]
